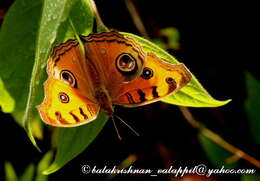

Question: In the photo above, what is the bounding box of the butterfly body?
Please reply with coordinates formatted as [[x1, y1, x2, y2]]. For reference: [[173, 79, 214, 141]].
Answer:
[[37, 31, 192, 127]]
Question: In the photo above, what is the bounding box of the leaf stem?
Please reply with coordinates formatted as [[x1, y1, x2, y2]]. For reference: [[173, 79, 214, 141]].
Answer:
[[179, 106, 260, 168], [124, 0, 149, 39], [69, 18, 85, 56], [22, 34, 43, 152], [87, 0, 109, 33]]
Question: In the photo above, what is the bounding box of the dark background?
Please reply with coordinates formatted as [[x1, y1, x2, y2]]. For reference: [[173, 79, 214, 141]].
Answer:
[[0, 0, 259, 180]]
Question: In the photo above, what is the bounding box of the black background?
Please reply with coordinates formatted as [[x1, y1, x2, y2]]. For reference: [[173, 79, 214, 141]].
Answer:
[[0, 0, 259, 180]]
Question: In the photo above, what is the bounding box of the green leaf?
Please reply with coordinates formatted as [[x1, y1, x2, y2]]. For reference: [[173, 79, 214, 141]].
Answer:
[[0, 77, 15, 113], [20, 164, 35, 181], [43, 112, 108, 174], [55, 0, 94, 44], [244, 72, 260, 145], [20, 0, 94, 149], [122, 32, 231, 107], [163, 78, 231, 107], [0, 0, 43, 125], [0, 0, 94, 148], [152, 39, 168, 50], [35, 151, 53, 181], [198, 133, 238, 168], [4, 162, 18, 181], [159, 27, 180, 50], [22, 0, 78, 150]]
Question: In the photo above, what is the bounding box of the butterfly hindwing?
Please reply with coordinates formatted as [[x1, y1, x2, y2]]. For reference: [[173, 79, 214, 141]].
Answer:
[[37, 78, 100, 127], [113, 53, 192, 107]]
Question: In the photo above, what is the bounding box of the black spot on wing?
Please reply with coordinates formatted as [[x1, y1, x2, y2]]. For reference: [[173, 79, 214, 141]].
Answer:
[[152, 86, 159, 98], [55, 111, 69, 124], [137, 89, 147, 102], [69, 112, 80, 122], [79, 107, 88, 120], [166, 77, 177, 93]]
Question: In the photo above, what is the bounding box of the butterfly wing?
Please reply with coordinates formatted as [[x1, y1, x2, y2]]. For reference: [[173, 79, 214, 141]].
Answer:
[[38, 39, 100, 127], [82, 31, 146, 87], [37, 77, 100, 127], [113, 53, 192, 107], [38, 30, 191, 126], [48, 39, 97, 102]]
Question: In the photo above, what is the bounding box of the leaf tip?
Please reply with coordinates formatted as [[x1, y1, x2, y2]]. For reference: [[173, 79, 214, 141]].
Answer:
[[42, 164, 59, 175], [216, 98, 232, 107], [27, 131, 42, 152]]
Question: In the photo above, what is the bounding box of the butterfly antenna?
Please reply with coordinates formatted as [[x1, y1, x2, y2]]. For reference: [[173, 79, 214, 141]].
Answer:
[[111, 115, 122, 140], [115, 115, 140, 137]]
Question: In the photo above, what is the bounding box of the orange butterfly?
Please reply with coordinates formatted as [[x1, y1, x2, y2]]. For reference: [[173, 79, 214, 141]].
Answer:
[[37, 31, 192, 127]]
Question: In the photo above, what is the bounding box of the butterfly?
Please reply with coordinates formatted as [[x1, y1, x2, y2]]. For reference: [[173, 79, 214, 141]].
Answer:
[[37, 31, 192, 127]]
